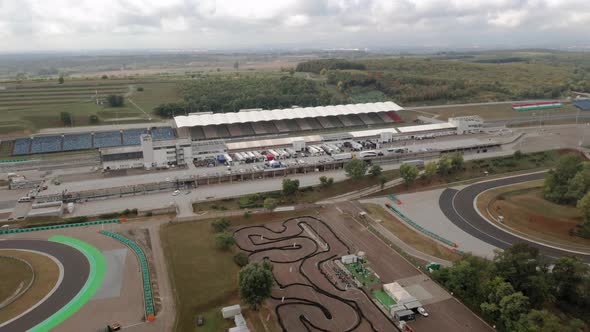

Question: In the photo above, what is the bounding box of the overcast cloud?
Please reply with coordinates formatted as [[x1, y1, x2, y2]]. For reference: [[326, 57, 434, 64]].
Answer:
[[0, 0, 589, 51]]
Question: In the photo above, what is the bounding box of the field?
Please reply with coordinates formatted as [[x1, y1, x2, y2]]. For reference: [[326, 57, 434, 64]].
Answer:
[[0, 256, 33, 304], [477, 180, 589, 249], [362, 203, 462, 262], [0, 79, 180, 136], [160, 210, 318, 332], [0, 250, 60, 324]]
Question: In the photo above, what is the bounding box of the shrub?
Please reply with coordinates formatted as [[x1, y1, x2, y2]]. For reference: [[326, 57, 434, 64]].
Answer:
[[212, 218, 231, 233], [234, 252, 249, 267]]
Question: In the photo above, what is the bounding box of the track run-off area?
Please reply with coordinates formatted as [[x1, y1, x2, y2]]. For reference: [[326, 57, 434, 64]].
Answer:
[[0, 236, 104, 332], [439, 171, 590, 263]]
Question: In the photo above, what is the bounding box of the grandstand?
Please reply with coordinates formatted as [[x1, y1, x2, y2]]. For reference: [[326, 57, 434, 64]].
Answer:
[[174, 101, 404, 141], [10, 127, 176, 156], [574, 99, 590, 111]]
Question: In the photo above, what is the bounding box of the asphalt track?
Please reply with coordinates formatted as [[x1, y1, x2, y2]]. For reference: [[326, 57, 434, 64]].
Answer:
[[0, 239, 89, 332], [439, 172, 590, 263]]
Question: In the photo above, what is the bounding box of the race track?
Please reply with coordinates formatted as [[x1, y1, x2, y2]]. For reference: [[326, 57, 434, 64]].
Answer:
[[439, 172, 590, 263], [0, 239, 89, 332]]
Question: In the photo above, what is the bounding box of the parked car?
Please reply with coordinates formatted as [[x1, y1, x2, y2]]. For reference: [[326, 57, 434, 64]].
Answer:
[[172, 190, 180, 196], [417, 307, 429, 317]]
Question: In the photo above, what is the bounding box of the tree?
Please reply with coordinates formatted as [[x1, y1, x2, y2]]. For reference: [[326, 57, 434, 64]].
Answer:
[[58, 75, 64, 84], [552, 255, 588, 303], [400, 164, 419, 186], [450, 152, 464, 172], [282, 178, 300, 196], [480, 277, 515, 323], [423, 161, 437, 182], [238, 262, 274, 310], [154, 102, 187, 118], [234, 61, 239, 72], [378, 175, 387, 190], [369, 165, 382, 177], [215, 232, 235, 250], [234, 252, 249, 267], [319, 176, 333, 188], [544, 155, 583, 204], [578, 191, 590, 222], [106, 94, 124, 107], [60, 112, 72, 126], [263, 197, 278, 211], [212, 217, 231, 233], [344, 159, 367, 180], [567, 167, 590, 203], [513, 150, 523, 159], [88, 114, 100, 124], [101, 74, 108, 79], [499, 292, 529, 331], [437, 154, 453, 176]]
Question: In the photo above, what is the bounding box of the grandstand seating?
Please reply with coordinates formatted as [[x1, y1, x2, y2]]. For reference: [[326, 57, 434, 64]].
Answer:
[[238, 123, 255, 136], [150, 127, 175, 141], [251, 122, 267, 135], [263, 121, 279, 134], [190, 127, 206, 140], [377, 112, 393, 123], [295, 118, 312, 131], [31, 136, 62, 153], [306, 118, 323, 130], [63, 133, 93, 151], [386, 111, 403, 122], [122, 129, 148, 145], [337, 115, 354, 127], [367, 113, 383, 124], [13, 139, 31, 155], [348, 114, 364, 126], [574, 99, 590, 111], [357, 113, 376, 125], [227, 124, 243, 137], [94, 131, 122, 148], [285, 119, 301, 132], [317, 117, 334, 129], [216, 125, 230, 138], [273, 120, 290, 133], [327, 116, 344, 128], [203, 125, 219, 139]]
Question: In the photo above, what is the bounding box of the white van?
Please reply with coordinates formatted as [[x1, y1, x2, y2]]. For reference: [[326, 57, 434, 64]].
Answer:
[[17, 196, 32, 203]]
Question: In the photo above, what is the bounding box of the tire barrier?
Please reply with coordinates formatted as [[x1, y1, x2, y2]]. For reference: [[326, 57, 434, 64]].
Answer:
[[388, 194, 402, 205], [0, 219, 120, 235], [99, 231, 155, 321], [384, 204, 461, 251]]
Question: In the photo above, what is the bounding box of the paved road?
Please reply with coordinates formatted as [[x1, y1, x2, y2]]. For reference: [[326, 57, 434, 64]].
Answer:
[[0, 240, 89, 332], [439, 172, 590, 263]]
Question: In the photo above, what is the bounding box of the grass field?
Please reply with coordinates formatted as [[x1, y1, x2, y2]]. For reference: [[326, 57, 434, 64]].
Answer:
[[0, 256, 33, 304], [412, 102, 580, 121], [160, 209, 317, 332], [0, 250, 60, 324], [0, 79, 180, 136], [372, 289, 396, 308], [362, 203, 462, 262], [477, 180, 589, 248]]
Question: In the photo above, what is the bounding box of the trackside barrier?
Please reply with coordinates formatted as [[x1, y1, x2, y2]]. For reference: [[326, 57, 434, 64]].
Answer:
[[388, 194, 402, 205], [385, 204, 462, 252], [100, 230, 155, 320], [0, 219, 121, 235]]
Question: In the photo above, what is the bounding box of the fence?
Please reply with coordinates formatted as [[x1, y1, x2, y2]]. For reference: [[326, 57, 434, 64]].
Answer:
[[0, 219, 120, 235], [385, 203, 464, 254], [100, 230, 155, 320]]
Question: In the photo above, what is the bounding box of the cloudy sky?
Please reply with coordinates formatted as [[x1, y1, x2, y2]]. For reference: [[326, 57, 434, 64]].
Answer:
[[1, 0, 589, 51]]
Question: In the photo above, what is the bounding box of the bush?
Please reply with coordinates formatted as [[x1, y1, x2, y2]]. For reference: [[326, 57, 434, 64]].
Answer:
[[212, 218, 231, 233], [215, 233, 236, 251], [234, 252, 249, 267], [64, 216, 89, 223], [106, 95, 124, 107], [89, 114, 100, 124], [98, 212, 119, 219], [136, 87, 144, 92]]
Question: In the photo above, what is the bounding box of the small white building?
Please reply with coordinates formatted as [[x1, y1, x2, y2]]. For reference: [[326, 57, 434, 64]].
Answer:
[[221, 304, 241, 319], [341, 254, 358, 264], [448, 116, 483, 135]]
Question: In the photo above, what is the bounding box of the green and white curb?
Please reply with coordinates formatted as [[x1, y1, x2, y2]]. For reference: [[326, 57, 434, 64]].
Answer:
[[28, 236, 106, 332]]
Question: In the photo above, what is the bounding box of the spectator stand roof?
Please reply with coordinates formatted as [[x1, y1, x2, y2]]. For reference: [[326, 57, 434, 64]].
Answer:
[[574, 99, 590, 111], [174, 102, 403, 128]]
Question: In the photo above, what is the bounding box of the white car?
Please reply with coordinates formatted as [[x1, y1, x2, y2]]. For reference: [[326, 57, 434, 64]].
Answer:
[[417, 307, 429, 317], [172, 190, 180, 196]]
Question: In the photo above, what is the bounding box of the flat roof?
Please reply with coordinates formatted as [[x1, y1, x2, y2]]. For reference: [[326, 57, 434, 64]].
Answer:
[[174, 101, 403, 128], [397, 122, 456, 133]]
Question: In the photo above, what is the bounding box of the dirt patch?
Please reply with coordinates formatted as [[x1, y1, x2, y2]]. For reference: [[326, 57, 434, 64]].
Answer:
[[0, 256, 33, 305]]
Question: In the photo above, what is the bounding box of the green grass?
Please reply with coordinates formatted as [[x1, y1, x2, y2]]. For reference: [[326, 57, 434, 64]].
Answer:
[[0, 256, 33, 304], [372, 289, 396, 308], [345, 262, 380, 286], [161, 210, 314, 332]]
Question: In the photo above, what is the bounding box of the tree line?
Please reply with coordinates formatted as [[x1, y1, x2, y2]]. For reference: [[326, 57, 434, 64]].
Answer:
[[295, 59, 366, 74], [433, 244, 588, 331]]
